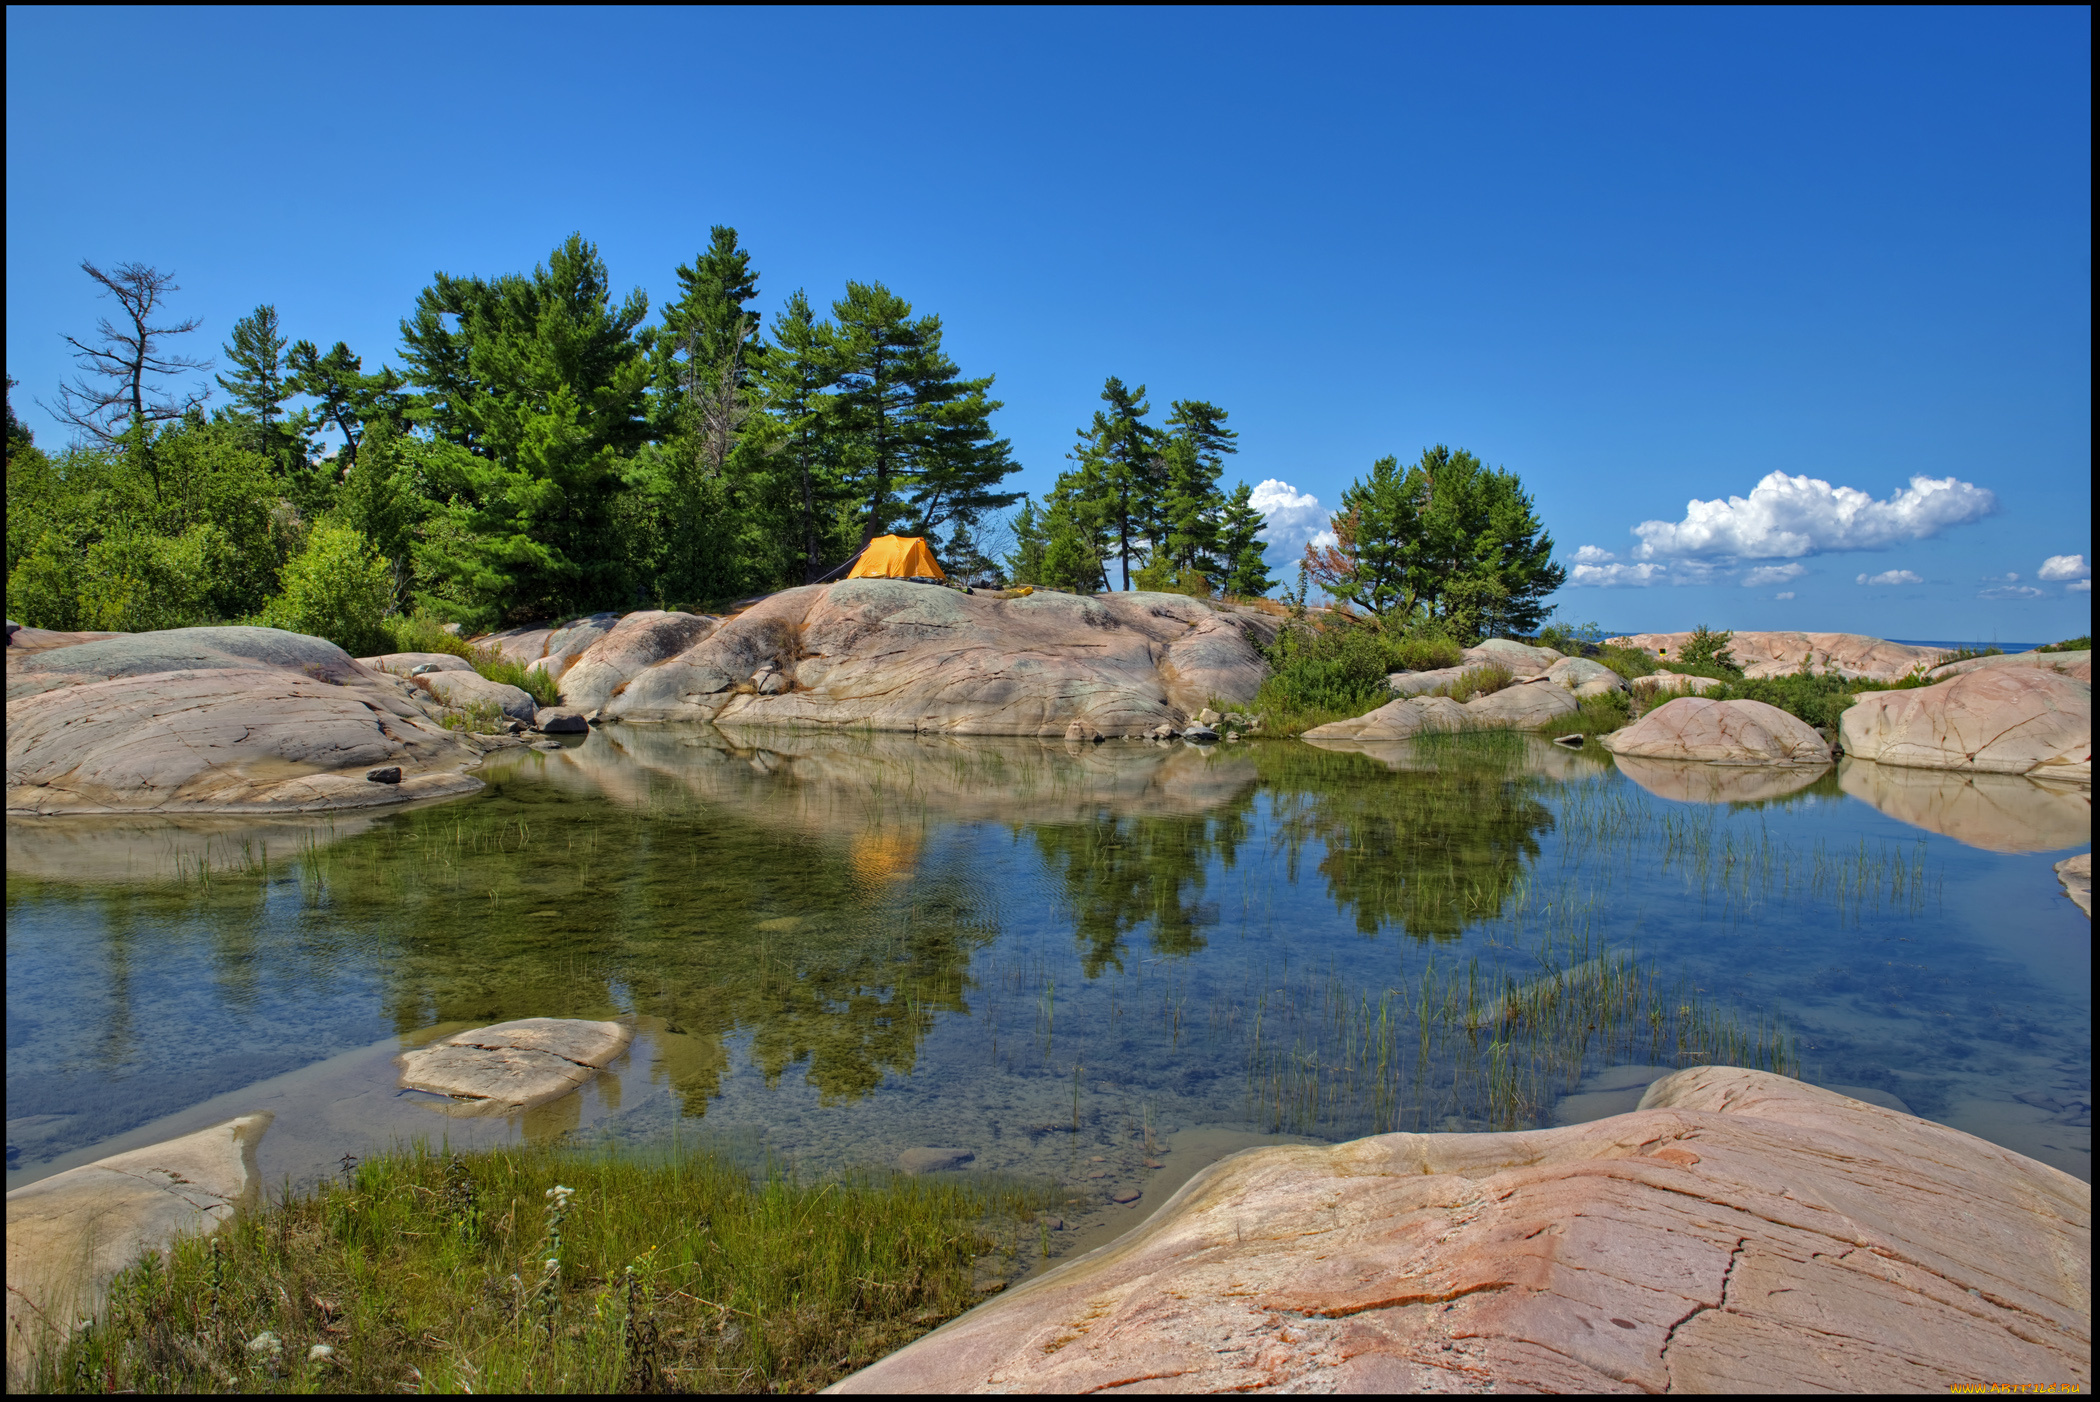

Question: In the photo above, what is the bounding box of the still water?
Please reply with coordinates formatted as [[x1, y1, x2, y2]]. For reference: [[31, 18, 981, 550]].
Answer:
[[7, 728, 2091, 1220]]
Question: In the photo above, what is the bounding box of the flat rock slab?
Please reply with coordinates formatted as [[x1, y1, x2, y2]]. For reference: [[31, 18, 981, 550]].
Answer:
[[1601, 696, 1832, 765], [1928, 648, 2092, 683], [2058, 852, 2092, 917], [396, 1018, 632, 1114], [6, 1114, 271, 1385], [828, 1068, 2089, 1394], [7, 627, 489, 814], [1609, 630, 1949, 681]]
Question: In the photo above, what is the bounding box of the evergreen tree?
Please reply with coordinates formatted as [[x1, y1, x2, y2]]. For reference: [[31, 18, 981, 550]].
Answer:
[[653, 225, 764, 437], [1005, 498, 1047, 586], [1157, 398, 1236, 574], [285, 339, 406, 474], [1068, 376, 1160, 590], [214, 305, 307, 472], [1039, 473, 1110, 592], [400, 234, 653, 622], [826, 281, 1017, 549], [1315, 447, 1565, 639], [1216, 481, 1275, 597], [752, 289, 846, 582]]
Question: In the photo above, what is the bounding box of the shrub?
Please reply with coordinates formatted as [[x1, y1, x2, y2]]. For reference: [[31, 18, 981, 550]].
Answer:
[[1676, 624, 1742, 677], [1936, 645, 2003, 665], [1255, 617, 1463, 732], [1557, 689, 1633, 736], [380, 611, 563, 707], [2037, 635, 2091, 654], [260, 521, 392, 657]]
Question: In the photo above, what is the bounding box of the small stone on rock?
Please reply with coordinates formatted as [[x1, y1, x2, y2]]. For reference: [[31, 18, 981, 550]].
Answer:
[[365, 766, 402, 784], [1110, 1188, 1141, 1204], [1181, 726, 1219, 742]]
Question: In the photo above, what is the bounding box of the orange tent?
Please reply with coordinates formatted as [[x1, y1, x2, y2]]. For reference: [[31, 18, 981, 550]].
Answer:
[[846, 534, 946, 581]]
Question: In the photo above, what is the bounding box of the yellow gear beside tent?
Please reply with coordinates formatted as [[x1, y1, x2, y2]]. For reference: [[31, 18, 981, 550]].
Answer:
[[846, 535, 946, 581]]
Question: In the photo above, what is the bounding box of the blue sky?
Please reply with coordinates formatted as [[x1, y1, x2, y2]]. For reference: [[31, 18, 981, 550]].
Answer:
[[6, 7, 2089, 640]]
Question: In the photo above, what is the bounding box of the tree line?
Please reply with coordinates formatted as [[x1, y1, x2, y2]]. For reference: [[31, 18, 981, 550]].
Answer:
[[6, 235, 1567, 650], [7, 232, 1029, 634]]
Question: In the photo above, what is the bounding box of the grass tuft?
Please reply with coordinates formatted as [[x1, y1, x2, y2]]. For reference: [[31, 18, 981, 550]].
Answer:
[[27, 1142, 1056, 1395]]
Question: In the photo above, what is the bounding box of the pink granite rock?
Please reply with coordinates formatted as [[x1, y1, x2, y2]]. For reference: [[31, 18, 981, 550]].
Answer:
[[829, 1068, 2089, 1394], [553, 610, 718, 710], [1599, 697, 1832, 766], [1608, 630, 1947, 680], [1839, 668, 2091, 783], [1926, 648, 2092, 684]]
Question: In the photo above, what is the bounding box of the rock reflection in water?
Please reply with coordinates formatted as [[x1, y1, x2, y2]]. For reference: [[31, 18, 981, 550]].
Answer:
[[1836, 758, 2091, 854], [1610, 755, 1833, 807]]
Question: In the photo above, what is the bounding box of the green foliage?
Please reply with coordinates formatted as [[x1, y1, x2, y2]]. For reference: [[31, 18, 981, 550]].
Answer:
[[1255, 618, 1463, 732], [1215, 482, 1274, 597], [6, 418, 297, 632], [1556, 688, 1633, 737], [260, 520, 393, 656], [26, 1141, 1055, 1395], [1313, 446, 1565, 641], [1935, 645, 2003, 665], [377, 612, 562, 707], [2037, 635, 2091, 654], [1676, 624, 1743, 676], [1427, 662, 1513, 703]]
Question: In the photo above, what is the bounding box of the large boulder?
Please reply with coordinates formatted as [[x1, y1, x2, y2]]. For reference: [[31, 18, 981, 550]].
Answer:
[[6, 627, 488, 814], [1385, 665, 1479, 697], [1926, 648, 2092, 683], [1542, 655, 1626, 696], [357, 651, 475, 677], [1608, 630, 1947, 680], [1836, 758, 2093, 853], [600, 583, 1275, 736], [6, 1114, 272, 1385], [516, 612, 624, 684], [1461, 677, 1580, 728], [1839, 668, 2091, 783], [1599, 697, 1832, 766], [832, 1068, 2088, 1394], [554, 610, 718, 710], [413, 669, 538, 724], [1301, 694, 1472, 742], [1462, 637, 1563, 676], [396, 1018, 632, 1115]]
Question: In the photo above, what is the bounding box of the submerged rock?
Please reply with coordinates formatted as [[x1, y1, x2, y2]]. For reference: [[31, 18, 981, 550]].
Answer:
[[1600, 697, 1832, 766], [897, 1147, 976, 1175], [6, 1114, 272, 1385], [830, 1068, 2089, 1394], [1839, 668, 2091, 783], [6, 627, 487, 815], [396, 1018, 631, 1115]]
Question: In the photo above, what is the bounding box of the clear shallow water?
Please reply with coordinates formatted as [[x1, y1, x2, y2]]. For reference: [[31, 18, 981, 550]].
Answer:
[[8, 728, 2090, 1217]]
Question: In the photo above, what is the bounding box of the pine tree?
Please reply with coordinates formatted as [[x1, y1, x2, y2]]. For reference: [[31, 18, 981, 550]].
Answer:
[[753, 289, 845, 582], [1005, 498, 1048, 585], [1157, 398, 1236, 574], [285, 340, 406, 475], [214, 305, 306, 472], [1216, 481, 1274, 597], [1068, 376, 1161, 590], [827, 281, 1017, 547], [654, 226, 764, 441]]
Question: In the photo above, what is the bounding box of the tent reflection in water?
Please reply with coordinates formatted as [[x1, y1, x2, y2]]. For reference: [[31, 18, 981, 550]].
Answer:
[[845, 534, 946, 582]]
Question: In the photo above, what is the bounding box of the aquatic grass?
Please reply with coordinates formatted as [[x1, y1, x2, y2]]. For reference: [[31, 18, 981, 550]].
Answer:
[[25, 1140, 1057, 1395]]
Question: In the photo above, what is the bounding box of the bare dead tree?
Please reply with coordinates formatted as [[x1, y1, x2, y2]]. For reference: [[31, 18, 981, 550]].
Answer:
[[41, 261, 213, 444]]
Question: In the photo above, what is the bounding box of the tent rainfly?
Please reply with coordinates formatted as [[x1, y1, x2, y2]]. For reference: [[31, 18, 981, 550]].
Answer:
[[846, 535, 946, 581]]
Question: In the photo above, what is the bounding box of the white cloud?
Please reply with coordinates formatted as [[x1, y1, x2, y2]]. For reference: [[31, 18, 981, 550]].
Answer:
[[1630, 472, 1997, 560], [2067, 579, 2092, 594], [1568, 559, 1722, 588], [1774, 591, 1796, 600], [1571, 544, 1617, 564], [1248, 480, 1334, 562], [1980, 584, 2045, 600], [1742, 564, 1807, 587], [2039, 553, 2090, 581], [1856, 569, 1924, 587]]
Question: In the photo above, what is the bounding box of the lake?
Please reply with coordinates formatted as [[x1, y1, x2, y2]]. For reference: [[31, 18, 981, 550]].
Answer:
[[7, 727, 2090, 1235]]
